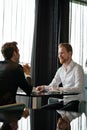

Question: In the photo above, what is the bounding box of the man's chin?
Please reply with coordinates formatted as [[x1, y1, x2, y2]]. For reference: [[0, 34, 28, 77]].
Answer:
[[59, 60, 64, 64]]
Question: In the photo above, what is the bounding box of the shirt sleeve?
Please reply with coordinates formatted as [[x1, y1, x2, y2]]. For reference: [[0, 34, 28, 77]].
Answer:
[[16, 65, 33, 95], [48, 69, 62, 88]]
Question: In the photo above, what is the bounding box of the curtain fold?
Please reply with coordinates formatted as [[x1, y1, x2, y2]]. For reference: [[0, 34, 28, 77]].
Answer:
[[0, 0, 35, 64], [69, 0, 87, 70], [31, 0, 69, 86]]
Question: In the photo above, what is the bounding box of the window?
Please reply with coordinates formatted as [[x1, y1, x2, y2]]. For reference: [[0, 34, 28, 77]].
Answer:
[[0, 0, 35, 65], [69, 1, 87, 72]]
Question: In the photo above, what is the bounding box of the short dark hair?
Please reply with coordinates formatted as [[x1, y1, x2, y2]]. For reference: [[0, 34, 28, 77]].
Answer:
[[58, 43, 73, 53], [1, 41, 18, 60]]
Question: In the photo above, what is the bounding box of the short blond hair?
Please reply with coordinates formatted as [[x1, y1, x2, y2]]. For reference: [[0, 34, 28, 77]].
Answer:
[[58, 43, 73, 54]]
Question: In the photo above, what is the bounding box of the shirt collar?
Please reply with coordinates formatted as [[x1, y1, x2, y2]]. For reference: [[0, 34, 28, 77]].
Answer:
[[62, 60, 75, 72]]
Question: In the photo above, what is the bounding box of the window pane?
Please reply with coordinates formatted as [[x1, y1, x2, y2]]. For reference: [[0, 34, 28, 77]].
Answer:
[[69, 1, 87, 72], [0, 0, 35, 65]]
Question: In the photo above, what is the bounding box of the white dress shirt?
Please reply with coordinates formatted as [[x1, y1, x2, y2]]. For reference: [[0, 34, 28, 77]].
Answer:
[[45, 60, 85, 104]]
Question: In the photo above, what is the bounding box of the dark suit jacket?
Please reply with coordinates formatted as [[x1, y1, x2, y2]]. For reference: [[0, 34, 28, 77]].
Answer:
[[0, 60, 33, 105]]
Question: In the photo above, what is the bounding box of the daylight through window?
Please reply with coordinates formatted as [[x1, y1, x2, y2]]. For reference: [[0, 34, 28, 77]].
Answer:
[[0, 0, 35, 65]]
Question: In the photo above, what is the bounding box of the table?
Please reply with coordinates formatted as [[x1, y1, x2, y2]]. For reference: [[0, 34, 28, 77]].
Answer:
[[17, 89, 63, 109], [30, 90, 80, 130], [17, 89, 80, 130], [17, 89, 80, 109]]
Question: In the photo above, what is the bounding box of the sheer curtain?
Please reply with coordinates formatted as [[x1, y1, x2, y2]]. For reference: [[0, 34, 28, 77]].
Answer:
[[0, 0, 35, 64], [69, 1, 87, 72], [69, 1, 87, 130]]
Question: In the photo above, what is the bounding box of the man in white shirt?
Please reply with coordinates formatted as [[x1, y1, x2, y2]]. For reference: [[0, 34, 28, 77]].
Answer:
[[36, 43, 84, 130]]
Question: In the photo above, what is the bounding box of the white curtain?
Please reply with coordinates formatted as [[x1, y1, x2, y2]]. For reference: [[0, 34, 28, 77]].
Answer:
[[69, 1, 87, 72], [71, 113, 87, 130], [69, 1, 87, 130], [0, 0, 35, 64]]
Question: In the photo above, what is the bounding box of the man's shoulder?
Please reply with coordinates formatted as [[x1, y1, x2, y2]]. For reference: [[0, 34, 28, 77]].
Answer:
[[0, 61, 22, 70], [71, 60, 82, 68], [73, 61, 82, 68], [72, 61, 84, 73]]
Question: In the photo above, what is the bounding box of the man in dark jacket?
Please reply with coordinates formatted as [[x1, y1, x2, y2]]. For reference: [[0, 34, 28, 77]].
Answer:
[[0, 41, 33, 130], [0, 41, 33, 105]]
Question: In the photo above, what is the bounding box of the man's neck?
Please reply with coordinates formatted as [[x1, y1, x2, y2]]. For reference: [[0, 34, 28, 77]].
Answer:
[[10, 57, 18, 63], [63, 59, 72, 70]]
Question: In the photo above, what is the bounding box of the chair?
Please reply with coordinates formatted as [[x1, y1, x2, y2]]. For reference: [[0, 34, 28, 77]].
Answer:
[[0, 103, 26, 129], [78, 100, 87, 115]]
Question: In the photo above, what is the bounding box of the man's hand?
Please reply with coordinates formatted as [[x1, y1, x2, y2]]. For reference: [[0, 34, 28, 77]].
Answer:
[[36, 85, 45, 92], [49, 87, 60, 91], [23, 64, 31, 75], [22, 108, 29, 118]]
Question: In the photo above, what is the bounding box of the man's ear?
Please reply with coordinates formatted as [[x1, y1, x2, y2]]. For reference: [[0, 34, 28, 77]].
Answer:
[[69, 51, 72, 57], [13, 51, 17, 56]]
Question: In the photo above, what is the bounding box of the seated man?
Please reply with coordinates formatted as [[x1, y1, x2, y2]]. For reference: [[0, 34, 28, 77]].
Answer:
[[36, 43, 85, 130], [0, 41, 33, 130]]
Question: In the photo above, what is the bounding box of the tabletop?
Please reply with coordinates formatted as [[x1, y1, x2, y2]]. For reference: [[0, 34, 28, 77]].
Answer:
[[31, 90, 80, 97], [17, 89, 80, 97], [16, 88, 80, 109]]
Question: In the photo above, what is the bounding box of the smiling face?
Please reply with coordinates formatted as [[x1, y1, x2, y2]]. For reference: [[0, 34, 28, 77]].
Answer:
[[58, 46, 72, 65]]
